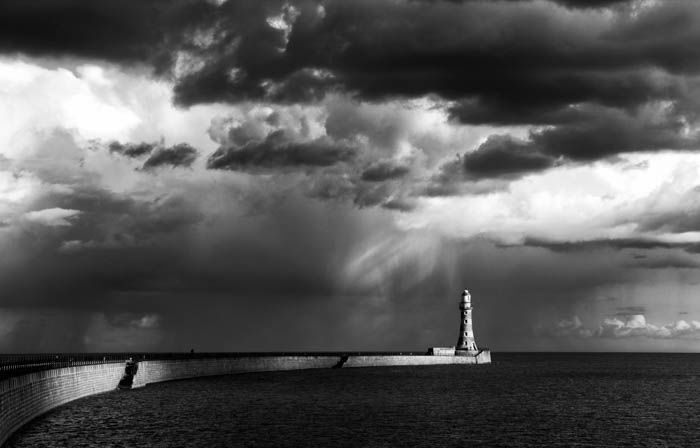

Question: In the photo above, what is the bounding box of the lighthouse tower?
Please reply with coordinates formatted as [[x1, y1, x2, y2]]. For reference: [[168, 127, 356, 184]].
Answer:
[[456, 289, 478, 354]]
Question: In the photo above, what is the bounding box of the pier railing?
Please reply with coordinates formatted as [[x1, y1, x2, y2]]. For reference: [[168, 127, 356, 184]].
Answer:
[[0, 353, 128, 380], [0, 351, 435, 380]]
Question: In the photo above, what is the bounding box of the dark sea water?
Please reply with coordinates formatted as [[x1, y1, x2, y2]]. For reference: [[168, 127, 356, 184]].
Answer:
[[8, 353, 700, 447]]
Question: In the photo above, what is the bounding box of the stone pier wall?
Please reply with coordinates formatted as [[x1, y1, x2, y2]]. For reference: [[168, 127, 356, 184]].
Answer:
[[343, 350, 491, 368], [475, 349, 491, 364], [0, 363, 125, 446], [0, 350, 490, 446], [131, 356, 342, 388], [344, 355, 476, 367]]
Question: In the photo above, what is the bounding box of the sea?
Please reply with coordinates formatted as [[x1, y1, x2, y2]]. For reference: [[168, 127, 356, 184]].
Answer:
[[7, 353, 700, 447]]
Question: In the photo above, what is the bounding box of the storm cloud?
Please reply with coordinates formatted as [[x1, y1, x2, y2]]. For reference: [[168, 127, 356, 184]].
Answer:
[[361, 161, 411, 182], [143, 143, 198, 169], [108, 141, 156, 158], [5, 0, 700, 353], [461, 135, 559, 179], [4, 0, 700, 169], [0, 2, 697, 106], [109, 140, 199, 169], [208, 130, 355, 170]]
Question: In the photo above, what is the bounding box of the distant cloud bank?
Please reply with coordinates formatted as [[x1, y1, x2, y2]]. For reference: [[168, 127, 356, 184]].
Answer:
[[545, 314, 700, 340]]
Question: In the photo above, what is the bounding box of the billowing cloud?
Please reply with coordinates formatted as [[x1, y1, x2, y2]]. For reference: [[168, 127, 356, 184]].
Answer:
[[23, 208, 81, 227], [202, 100, 446, 210], [499, 103, 698, 161], [108, 140, 200, 169], [208, 131, 355, 170], [461, 135, 559, 179], [1, 1, 698, 123], [598, 314, 700, 339], [361, 161, 411, 182], [168, 0, 700, 121], [143, 143, 198, 169], [545, 314, 700, 340], [6, 1, 700, 353], [109, 141, 157, 158], [624, 254, 700, 270]]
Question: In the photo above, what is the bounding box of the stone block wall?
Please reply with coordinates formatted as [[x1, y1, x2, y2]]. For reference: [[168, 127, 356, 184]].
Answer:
[[0, 352, 491, 446], [343, 354, 478, 368], [0, 363, 125, 446], [131, 356, 342, 388], [475, 350, 491, 364]]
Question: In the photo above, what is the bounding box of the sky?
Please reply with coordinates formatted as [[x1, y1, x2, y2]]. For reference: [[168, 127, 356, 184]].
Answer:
[[2, 0, 700, 352]]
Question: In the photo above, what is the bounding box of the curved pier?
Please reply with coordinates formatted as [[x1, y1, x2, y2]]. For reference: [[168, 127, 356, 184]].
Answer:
[[0, 350, 490, 446]]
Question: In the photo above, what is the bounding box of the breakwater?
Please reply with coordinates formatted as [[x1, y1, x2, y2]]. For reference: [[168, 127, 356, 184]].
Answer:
[[0, 350, 490, 446]]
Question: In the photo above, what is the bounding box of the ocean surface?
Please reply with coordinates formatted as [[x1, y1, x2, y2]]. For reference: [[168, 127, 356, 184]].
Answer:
[[8, 353, 700, 447]]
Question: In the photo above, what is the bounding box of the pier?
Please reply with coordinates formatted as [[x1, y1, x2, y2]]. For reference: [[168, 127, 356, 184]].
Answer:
[[0, 289, 490, 445], [0, 350, 490, 446]]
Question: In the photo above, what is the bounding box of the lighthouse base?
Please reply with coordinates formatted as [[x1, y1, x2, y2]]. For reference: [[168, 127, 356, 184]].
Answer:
[[426, 347, 491, 363], [427, 346, 456, 356]]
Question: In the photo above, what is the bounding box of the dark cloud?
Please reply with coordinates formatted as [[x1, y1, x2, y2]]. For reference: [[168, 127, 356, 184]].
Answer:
[[304, 170, 415, 212], [452, 104, 700, 172], [3, 1, 699, 117], [106, 139, 198, 168], [624, 255, 700, 270], [462, 135, 558, 178], [615, 306, 646, 316], [1, 158, 368, 310], [435, 0, 631, 8], [7, 0, 700, 354], [381, 197, 417, 212], [548, 0, 630, 8], [167, 0, 700, 156], [521, 237, 700, 254], [0, 174, 423, 351], [324, 101, 410, 152], [0, 188, 204, 309], [3, 0, 700, 181], [0, 140, 669, 352], [410, 99, 699, 192], [142, 143, 198, 169], [0, 0, 211, 64], [447, 71, 687, 127], [208, 130, 355, 170], [108, 141, 156, 158], [351, 182, 398, 209], [517, 238, 700, 270], [419, 156, 511, 197], [205, 107, 416, 210], [361, 161, 411, 182], [530, 105, 700, 160]]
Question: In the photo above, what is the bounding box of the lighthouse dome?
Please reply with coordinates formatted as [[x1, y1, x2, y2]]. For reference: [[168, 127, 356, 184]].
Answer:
[[461, 289, 471, 302]]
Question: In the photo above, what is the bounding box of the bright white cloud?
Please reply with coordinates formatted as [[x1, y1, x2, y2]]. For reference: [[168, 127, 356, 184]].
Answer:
[[401, 151, 700, 244], [23, 207, 81, 227], [0, 60, 140, 155], [0, 58, 228, 160], [4, 57, 700, 265], [550, 314, 700, 340]]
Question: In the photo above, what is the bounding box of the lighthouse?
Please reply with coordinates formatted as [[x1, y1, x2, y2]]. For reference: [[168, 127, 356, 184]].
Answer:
[[456, 289, 478, 354]]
